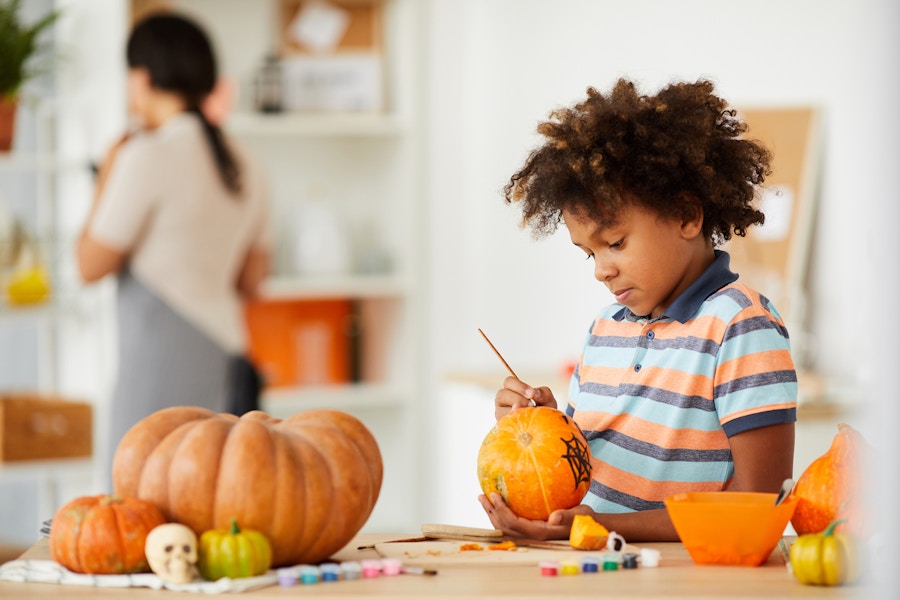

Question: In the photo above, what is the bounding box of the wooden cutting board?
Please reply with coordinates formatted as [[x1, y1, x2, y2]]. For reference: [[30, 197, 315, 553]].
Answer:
[[374, 539, 602, 567]]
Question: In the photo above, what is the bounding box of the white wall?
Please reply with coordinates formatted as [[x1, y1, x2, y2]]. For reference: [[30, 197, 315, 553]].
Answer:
[[425, 0, 897, 392], [422, 0, 899, 589]]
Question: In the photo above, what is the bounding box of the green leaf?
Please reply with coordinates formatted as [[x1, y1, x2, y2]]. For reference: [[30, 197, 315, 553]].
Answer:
[[0, 0, 63, 98]]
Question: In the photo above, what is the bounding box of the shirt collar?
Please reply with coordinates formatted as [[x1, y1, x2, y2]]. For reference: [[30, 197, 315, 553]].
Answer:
[[612, 250, 738, 323]]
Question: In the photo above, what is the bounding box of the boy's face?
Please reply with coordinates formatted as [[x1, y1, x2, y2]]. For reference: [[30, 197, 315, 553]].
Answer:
[[563, 203, 709, 319]]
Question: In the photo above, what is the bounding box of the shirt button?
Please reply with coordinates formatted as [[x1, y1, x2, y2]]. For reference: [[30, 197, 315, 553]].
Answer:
[[634, 364, 642, 372]]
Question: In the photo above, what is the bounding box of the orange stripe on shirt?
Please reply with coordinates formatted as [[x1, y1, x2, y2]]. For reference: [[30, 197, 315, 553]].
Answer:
[[575, 411, 729, 452], [715, 349, 794, 386], [650, 314, 728, 342], [627, 365, 715, 399], [592, 460, 726, 502]]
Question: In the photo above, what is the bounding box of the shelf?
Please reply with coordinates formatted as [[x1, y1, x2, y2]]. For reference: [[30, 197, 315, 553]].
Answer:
[[225, 111, 406, 138], [261, 383, 406, 418], [0, 152, 87, 173], [0, 290, 92, 322], [259, 274, 408, 300]]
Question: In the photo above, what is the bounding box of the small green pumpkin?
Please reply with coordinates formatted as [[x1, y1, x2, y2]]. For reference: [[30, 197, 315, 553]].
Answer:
[[197, 519, 272, 580]]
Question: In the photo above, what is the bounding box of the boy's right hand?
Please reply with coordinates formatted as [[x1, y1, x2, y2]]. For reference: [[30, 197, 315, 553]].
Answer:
[[494, 376, 557, 420]]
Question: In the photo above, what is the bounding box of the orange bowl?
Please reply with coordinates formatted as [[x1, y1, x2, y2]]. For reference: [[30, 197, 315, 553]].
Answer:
[[664, 491, 798, 567]]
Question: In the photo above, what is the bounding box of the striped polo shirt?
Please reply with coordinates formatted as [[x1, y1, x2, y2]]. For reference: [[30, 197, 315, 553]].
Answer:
[[566, 250, 797, 513]]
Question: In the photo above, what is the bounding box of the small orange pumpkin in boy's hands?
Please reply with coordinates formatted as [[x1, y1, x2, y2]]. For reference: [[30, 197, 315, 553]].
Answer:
[[49, 494, 166, 574], [477, 407, 592, 520]]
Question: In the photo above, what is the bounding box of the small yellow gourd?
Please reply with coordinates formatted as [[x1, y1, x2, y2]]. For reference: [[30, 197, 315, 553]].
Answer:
[[197, 519, 272, 580], [789, 519, 860, 586], [569, 514, 609, 550]]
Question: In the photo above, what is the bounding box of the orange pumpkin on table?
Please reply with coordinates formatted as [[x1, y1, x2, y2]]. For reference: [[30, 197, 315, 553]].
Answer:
[[478, 407, 592, 520], [791, 422, 867, 535], [112, 407, 382, 567], [49, 495, 166, 574]]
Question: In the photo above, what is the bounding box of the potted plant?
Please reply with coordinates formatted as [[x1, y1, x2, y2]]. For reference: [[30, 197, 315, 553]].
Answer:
[[0, 0, 61, 152]]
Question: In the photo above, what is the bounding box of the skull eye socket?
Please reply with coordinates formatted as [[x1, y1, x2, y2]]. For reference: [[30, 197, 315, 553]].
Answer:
[[165, 545, 174, 553], [183, 545, 192, 553]]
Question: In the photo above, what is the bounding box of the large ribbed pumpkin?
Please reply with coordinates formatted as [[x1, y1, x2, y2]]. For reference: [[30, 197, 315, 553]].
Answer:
[[477, 407, 592, 520], [112, 407, 382, 567]]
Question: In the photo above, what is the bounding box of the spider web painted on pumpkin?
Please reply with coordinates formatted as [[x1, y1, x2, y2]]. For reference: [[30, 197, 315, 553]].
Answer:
[[561, 434, 592, 490]]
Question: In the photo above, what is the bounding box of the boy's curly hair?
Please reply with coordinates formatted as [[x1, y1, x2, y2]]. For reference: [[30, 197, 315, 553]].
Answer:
[[503, 79, 771, 246]]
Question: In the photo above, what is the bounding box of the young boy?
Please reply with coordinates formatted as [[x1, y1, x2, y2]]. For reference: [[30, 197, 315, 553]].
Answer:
[[479, 79, 797, 542]]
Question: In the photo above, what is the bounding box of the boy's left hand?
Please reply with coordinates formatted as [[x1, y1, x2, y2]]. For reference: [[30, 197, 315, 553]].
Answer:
[[478, 493, 593, 540]]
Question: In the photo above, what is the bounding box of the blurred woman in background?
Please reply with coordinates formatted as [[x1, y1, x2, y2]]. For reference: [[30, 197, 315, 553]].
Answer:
[[76, 12, 270, 480]]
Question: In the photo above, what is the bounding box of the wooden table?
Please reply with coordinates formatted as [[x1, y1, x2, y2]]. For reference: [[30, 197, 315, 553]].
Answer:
[[0, 534, 866, 599]]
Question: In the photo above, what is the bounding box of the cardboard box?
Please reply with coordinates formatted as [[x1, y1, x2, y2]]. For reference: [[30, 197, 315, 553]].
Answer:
[[245, 299, 354, 387], [0, 395, 93, 462], [279, 0, 383, 55], [277, 0, 384, 112]]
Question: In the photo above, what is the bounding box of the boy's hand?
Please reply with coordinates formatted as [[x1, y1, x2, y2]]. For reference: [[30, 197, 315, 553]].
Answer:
[[478, 493, 592, 541], [493, 376, 557, 420]]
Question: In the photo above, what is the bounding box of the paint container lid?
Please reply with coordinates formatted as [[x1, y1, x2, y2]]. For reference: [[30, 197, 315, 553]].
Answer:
[[320, 562, 341, 582], [622, 553, 639, 569], [602, 553, 619, 571], [361, 559, 383, 578], [539, 560, 560, 576], [298, 565, 320, 584], [341, 561, 362, 580], [581, 556, 600, 573], [640, 548, 660, 568], [560, 559, 580, 575], [381, 558, 403, 576], [277, 567, 298, 587]]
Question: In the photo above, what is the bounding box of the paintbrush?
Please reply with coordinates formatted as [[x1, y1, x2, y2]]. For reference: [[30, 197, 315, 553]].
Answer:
[[477, 328, 536, 406], [477, 328, 519, 379]]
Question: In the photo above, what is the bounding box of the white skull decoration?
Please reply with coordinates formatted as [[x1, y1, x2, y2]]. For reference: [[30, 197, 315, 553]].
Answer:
[[145, 523, 198, 584]]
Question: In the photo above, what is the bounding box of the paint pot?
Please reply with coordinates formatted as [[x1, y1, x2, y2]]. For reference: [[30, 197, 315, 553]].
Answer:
[[581, 556, 600, 573], [341, 561, 362, 580], [361, 559, 383, 579], [640, 548, 660, 568], [602, 553, 619, 571], [622, 553, 639, 569], [381, 558, 403, 576], [298, 565, 319, 585], [277, 567, 297, 587], [539, 560, 560, 576], [320, 563, 341, 582], [560, 560, 580, 575]]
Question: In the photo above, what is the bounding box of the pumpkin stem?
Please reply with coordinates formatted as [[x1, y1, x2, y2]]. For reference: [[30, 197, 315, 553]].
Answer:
[[230, 519, 240, 535], [823, 518, 847, 537]]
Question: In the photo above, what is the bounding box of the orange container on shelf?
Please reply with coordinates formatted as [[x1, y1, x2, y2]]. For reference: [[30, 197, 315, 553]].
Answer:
[[244, 298, 354, 388]]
